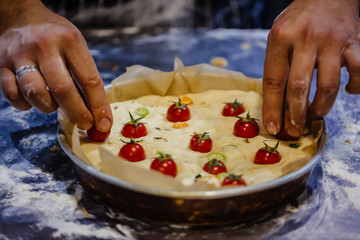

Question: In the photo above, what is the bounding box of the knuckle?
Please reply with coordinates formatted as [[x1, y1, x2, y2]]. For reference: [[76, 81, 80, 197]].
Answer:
[[62, 26, 84, 43], [81, 75, 103, 90], [269, 23, 292, 43], [21, 82, 44, 98], [34, 25, 83, 50], [287, 78, 308, 92], [34, 35, 53, 52], [50, 82, 73, 98], [263, 77, 283, 92], [318, 81, 339, 95], [301, 25, 320, 42], [302, 24, 343, 45]]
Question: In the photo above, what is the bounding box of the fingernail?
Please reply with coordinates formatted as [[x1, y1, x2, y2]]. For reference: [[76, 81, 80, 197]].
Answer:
[[287, 127, 300, 137], [266, 121, 278, 135], [82, 122, 94, 131], [98, 118, 111, 132]]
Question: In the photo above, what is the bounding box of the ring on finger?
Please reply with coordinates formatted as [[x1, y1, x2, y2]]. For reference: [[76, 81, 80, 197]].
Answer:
[[15, 65, 38, 81]]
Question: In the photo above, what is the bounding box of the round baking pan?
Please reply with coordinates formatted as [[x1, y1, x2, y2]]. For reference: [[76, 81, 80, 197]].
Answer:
[[57, 120, 327, 225]]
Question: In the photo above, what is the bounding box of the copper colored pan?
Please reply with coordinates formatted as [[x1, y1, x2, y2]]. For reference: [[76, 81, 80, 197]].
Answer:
[[57, 122, 327, 225]]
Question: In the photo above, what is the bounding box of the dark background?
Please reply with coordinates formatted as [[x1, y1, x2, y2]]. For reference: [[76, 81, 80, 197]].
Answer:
[[41, 0, 292, 30]]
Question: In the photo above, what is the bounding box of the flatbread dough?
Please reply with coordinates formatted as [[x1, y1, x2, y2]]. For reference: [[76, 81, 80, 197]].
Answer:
[[79, 89, 317, 188]]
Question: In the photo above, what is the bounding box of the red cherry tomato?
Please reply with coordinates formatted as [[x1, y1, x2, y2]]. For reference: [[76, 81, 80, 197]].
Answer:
[[233, 112, 259, 138], [121, 112, 147, 138], [254, 141, 281, 164], [166, 98, 191, 122], [119, 138, 146, 162], [189, 132, 212, 153], [222, 174, 247, 186], [150, 152, 177, 177], [274, 125, 299, 141], [121, 124, 147, 138], [274, 104, 300, 140], [222, 99, 245, 117], [203, 159, 227, 175], [87, 126, 111, 142]]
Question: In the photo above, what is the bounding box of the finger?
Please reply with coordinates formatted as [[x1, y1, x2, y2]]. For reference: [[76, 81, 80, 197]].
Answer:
[[308, 48, 341, 118], [64, 35, 113, 132], [344, 43, 360, 94], [285, 47, 316, 137], [13, 61, 58, 113], [262, 32, 291, 135], [37, 53, 94, 130], [0, 67, 32, 110]]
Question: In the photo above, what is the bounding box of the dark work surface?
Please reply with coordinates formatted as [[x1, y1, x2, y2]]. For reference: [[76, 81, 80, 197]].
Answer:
[[1, 29, 360, 240]]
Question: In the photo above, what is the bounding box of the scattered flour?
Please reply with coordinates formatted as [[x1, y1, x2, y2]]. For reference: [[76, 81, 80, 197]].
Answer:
[[0, 164, 134, 239], [2, 107, 33, 129], [323, 97, 360, 210], [49, 220, 127, 239]]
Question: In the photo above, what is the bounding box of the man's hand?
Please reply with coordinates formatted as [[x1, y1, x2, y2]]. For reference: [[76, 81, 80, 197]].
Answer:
[[0, 0, 113, 131], [262, 0, 360, 137]]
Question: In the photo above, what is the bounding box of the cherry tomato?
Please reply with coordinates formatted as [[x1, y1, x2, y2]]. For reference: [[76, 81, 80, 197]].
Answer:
[[274, 125, 299, 141], [233, 112, 259, 138], [274, 103, 299, 140], [121, 112, 147, 138], [254, 141, 281, 164], [222, 99, 245, 117], [166, 98, 191, 122], [203, 159, 227, 175], [119, 138, 146, 162], [221, 173, 247, 186], [189, 132, 212, 153], [150, 152, 177, 177], [87, 125, 111, 142]]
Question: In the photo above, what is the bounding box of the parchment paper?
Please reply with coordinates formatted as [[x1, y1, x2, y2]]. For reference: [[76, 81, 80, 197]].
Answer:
[[58, 58, 321, 191]]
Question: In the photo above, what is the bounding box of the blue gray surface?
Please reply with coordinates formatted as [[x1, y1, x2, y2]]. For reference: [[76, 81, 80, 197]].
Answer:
[[1, 29, 360, 239]]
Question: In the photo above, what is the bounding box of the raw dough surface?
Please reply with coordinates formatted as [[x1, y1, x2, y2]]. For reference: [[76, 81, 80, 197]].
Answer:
[[80, 89, 316, 187]]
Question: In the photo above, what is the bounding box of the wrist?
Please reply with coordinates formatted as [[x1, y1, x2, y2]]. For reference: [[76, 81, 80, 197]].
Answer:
[[0, 0, 43, 34]]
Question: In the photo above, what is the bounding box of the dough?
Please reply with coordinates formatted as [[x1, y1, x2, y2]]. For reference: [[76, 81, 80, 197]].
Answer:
[[80, 89, 316, 188]]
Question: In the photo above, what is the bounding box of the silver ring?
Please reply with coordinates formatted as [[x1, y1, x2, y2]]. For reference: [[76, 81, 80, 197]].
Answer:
[[15, 65, 38, 80]]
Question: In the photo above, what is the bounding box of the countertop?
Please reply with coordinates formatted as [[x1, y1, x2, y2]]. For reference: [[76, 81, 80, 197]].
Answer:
[[1, 29, 359, 240]]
